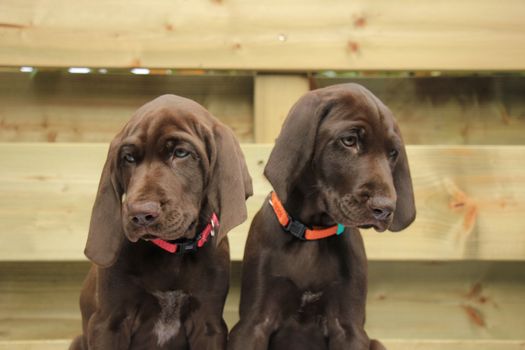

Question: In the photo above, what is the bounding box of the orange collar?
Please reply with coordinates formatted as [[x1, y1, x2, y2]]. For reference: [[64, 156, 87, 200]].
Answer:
[[269, 191, 344, 240]]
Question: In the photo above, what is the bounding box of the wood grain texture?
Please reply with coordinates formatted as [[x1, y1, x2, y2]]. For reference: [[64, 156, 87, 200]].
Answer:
[[385, 340, 525, 350], [0, 143, 524, 261], [0, 71, 254, 142], [4, 72, 525, 145], [363, 261, 525, 340], [317, 76, 525, 145], [254, 75, 309, 142], [1, 340, 523, 350], [3, 72, 525, 145], [0, 0, 524, 70], [1, 262, 524, 342]]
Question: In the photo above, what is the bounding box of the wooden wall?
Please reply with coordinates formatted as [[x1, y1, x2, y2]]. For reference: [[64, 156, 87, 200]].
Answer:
[[2, 72, 524, 350], [1, 0, 524, 349]]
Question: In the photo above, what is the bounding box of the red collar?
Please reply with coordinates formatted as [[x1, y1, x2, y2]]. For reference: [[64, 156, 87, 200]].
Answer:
[[150, 213, 219, 254], [269, 191, 344, 240]]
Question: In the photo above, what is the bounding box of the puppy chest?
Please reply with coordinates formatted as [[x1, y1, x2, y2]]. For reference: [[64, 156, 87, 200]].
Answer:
[[274, 243, 343, 289], [150, 290, 189, 347]]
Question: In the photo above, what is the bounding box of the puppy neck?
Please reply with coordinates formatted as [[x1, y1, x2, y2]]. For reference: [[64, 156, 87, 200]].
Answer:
[[284, 173, 336, 228]]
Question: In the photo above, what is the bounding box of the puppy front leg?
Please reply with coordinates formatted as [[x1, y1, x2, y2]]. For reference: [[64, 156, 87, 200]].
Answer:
[[228, 277, 298, 350], [326, 317, 370, 350], [370, 339, 387, 350], [86, 311, 135, 350], [185, 314, 228, 350], [228, 312, 282, 350]]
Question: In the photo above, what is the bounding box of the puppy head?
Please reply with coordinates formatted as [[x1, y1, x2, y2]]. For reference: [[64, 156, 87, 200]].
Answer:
[[85, 95, 252, 267], [264, 83, 415, 232]]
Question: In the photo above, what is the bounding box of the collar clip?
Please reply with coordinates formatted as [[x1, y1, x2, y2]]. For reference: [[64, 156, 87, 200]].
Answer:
[[284, 218, 307, 240]]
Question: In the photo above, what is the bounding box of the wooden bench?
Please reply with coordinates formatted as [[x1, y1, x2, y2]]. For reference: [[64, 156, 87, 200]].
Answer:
[[1, 0, 524, 348]]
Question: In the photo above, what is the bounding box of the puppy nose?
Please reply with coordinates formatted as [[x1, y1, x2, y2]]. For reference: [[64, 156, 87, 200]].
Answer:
[[128, 201, 160, 227], [371, 207, 393, 221], [369, 197, 395, 221]]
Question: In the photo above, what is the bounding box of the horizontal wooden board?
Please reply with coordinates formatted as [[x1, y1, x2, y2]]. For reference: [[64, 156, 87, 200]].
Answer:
[[386, 340, 525, 350], [1, 0, 525, 70], [317, 76, 525, 145], [1, 340, 523, 350], [0, 143, 524, 261], [0, 71, 254, 142], [2, 72, 525, 145], [1, 261, 524, 343], [363, 261, 525, 340]]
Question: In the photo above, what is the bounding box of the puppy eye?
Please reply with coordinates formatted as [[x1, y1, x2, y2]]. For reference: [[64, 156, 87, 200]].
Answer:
[[173, 148, 190, 158], [389, 149, 399, 160], [341, 135, 358, 148], [123, 153, 136, 163]]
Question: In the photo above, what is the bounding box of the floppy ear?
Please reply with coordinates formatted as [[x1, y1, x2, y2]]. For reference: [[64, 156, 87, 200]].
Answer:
[[207, 123, 253, 244], [389, 135, 416, 232], [264, 91, 327, 203], [84, 140, 125, 267]]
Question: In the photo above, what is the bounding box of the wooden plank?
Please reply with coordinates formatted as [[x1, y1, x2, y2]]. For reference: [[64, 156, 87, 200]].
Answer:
[[1, 0, 524, 70], [1, 143, 525, 261], [0, 341, 72, 350], [0, 71, 254, 142], [316, 76, 525, 145], [1, 261, 524, 342], [0, 263, 86, 342], [3, 72, 525, 145], [1, 340, 523, 350], [364, 261, 525, 341], [254, 75, 309, 142], [385, 340, 525, 350]]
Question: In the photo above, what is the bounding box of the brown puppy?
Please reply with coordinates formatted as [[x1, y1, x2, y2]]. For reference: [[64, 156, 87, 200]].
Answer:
[[70, 95, 252, 350], [228, 84, 415, 350]]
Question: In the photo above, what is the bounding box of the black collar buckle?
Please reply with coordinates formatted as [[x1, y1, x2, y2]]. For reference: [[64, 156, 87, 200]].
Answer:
[[174, 233, 202, 254], [284, 218, 307, 240]]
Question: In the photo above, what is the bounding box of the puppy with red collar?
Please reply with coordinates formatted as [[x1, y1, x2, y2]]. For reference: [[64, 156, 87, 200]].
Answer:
[[71, 95, 252, 350]]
